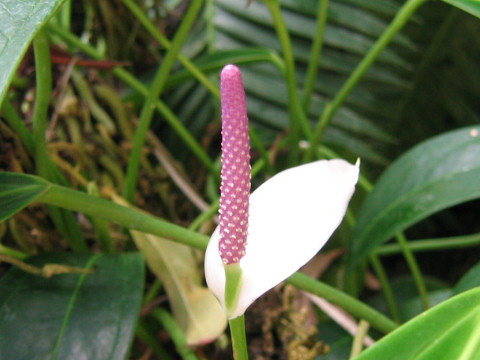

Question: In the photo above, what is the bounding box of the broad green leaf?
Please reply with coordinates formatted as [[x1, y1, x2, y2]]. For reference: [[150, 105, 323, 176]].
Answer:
[[350, 126, 480, 264], [0, 0, 66, 106], [111, 196, 227, 345], [454, 259, 480, 295], [355, 287, 480, 360], [0, 172, 50, 222], [0, 252, 145, 360], [441, 0, 480, 18]]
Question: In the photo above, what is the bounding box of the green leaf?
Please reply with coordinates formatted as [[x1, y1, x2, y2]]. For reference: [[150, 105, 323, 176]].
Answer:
[[0, 172, 50, 222], [367, 276, 451, 322], [0, 0, 66, 106], [131, 230, 227, 345], [351, 126, 480, 264], [355, 287, 480, 360], [454, 260, 480, 295], [441, 0, 480, 18], [0, 252, 145, 360]]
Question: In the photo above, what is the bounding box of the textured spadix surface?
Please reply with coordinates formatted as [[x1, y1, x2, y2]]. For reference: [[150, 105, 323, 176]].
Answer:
[[218, 64, 251, 264], [205, 159, 359, 318]]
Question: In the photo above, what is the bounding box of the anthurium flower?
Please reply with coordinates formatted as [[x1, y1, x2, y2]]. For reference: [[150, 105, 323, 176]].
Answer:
[[204, 64, 359, 319]]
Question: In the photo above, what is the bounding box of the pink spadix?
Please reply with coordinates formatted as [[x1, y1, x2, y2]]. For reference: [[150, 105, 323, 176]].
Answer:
[[218, 65, 251, 265]]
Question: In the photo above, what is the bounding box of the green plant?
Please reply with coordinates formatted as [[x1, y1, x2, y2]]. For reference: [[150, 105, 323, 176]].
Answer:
[[1, 0, 480, 359]]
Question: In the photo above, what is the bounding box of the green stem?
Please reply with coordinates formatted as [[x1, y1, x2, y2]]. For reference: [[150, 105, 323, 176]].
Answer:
[[33, 32, 87, 252], [37, 182, 209, 250], [87, 182, 115, 253], [375, 233, 480, 255], [369, 254, 400, 323], [32, 32, 52, 177], [121, 0, 219, 99], [302, 0, 329, 112], [123, 0, 204, 202], [264, 0, 311, 162], [0, 244, 28, 259], [188, 200, 219, 231], [153, 309, 200, 360], [286, 272, 397, 334], [59, 0, 72, 30], [305, 0, 428, 161], [144, 279, 162, 304], [1, 99, 35, 153], [395, 232, 429, 309], [249, 126, 274, 174], [225, 263, 243, 318], [48, 24, 216, 176], [136, 320, 174, 360], [229, 315, 248, 360]]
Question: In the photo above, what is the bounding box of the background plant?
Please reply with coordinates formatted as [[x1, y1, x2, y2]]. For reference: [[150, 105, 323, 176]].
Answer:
[[0, 0, 480, 359]]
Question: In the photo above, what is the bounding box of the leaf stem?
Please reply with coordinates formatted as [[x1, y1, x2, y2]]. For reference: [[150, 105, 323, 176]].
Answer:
[[121, 0, 220, 99], [375, 232, 480, 255], [153, 309, 200, 360], [32, 32, 52, 177], [287, 272, 397, 334], [123, 0, 204, 202], [304, 0, 428, 161], [87, 182, 115, 253], [229, 315, 248, 360], [1, 99, 35, 153], [264, 0, 311, 162], [395, 232, 429, 309], [37, 182, 209, 251], [33, 32, 87, 252], [302, 0, 329, 112], [136, 320, 174, 360], [369, 254, 400, 323], [0, 244, 28, 259]]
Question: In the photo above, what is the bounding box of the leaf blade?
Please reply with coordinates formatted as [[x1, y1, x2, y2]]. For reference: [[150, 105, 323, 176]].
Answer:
[[441, 0, 480, 18], [356, 288, 480, 360], [351, 126, 480, 263], [0, 252, 145, 360], [0, 172, 50, 221], [0, 0, 66, 105]]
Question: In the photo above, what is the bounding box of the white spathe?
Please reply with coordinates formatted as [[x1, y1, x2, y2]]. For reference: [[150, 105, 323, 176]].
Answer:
[[204, 159, 359, 319]]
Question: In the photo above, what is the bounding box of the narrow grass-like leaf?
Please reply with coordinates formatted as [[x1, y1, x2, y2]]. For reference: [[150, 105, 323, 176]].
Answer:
[[351, 126, 480, 264], [0, 252, 145, 360], [0, 0, 65, 106]]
